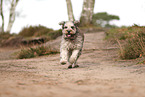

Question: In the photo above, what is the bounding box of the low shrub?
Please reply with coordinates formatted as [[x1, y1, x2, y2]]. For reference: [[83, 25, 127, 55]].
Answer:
[[106, 25, 145, 59], [0, 32, 13, 39], [46, 29, 62, 40], [0, 32, 17, 47], [19, 25, 53, 37], [17, 45, 59, 59], [0, 25, 62, 47], [120, 31, 145, 59], [18, 25, 62, 43]]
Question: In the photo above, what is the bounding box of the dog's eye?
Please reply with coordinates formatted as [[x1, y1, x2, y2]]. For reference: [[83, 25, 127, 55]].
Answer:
[[64, 26, 67, 29], [71, 26, 75, 29]]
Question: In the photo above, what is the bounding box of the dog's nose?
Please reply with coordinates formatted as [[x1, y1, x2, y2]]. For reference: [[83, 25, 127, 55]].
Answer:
[[67, 30, 71, 34]]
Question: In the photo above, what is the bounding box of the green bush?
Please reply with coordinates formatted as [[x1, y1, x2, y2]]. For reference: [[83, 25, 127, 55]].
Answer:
[[17, 45, 59, 59]]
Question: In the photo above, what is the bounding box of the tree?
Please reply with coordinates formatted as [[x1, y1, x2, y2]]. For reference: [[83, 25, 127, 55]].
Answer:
[[0, 0, 19, 33], [92, 12, 120, 27], [0, 0, 4, 33], [66, 0, 75, 21], [80, 0, 95, 26], [6, 0, 19, 33], [65, 0, 95, 26]]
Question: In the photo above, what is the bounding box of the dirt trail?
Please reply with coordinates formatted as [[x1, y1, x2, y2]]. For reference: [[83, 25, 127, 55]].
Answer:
[[0, 32, 145, 97]]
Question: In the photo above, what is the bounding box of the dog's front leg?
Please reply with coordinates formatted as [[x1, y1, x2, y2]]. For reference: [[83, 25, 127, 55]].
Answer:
[[60, 49, 68, 65], [69, 50, 80, 68]]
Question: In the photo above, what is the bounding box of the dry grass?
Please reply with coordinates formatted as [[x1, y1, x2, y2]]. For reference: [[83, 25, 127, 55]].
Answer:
[[0, 25, 62, 47], [18, 25, 53, 37], [17, 45, 59, 59], [106, 25, 145, 59], [18, 25, 62, 40], [0, 32, 15, 46]]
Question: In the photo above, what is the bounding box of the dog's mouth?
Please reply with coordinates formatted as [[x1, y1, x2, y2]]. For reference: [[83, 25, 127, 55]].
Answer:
[[67, 34, 71, 37], [65, 34, 76, 40]]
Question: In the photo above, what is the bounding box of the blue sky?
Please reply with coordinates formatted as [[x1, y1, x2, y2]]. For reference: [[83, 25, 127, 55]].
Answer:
[[1, 0, 145, 33]]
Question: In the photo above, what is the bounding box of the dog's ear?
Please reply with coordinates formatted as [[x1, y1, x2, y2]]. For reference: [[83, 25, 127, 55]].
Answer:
[[74, 20, 80, 26], [59, 21, 65, 26], [59, 21, 65, 29]]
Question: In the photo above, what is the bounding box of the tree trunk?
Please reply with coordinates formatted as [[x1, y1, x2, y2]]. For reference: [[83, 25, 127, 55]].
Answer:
[[6, 0, 19, 33], [66, 0, 75, 21], [0, 0, 4, 33], [80, 0, 95, 27]]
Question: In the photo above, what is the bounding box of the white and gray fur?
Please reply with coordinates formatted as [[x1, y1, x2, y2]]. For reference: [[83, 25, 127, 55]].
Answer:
[[59, 21, 84, 68]]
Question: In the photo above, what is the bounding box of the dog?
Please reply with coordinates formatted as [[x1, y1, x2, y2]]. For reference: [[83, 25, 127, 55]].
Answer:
[[59, 21, 84, 68]]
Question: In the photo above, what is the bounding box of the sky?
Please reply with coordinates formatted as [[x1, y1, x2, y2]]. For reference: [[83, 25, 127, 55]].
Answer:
[[1, 0, 145, 33]]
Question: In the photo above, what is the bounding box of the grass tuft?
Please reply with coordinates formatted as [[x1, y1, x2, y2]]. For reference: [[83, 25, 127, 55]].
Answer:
[[106, 25, 145, 59], [17, 45, 59, 59]]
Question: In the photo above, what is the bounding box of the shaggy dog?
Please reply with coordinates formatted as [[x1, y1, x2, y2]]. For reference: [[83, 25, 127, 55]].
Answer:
[[59, 21, 84, 68]]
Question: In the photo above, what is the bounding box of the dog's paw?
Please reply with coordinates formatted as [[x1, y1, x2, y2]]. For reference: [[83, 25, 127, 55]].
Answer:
[[68, 65, 72, 69], [68, 64, 79, 69], [73, 64, 79, 68], [60, 60, 67, 65]]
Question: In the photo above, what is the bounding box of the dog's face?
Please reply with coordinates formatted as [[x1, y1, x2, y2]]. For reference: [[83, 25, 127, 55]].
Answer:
[[59, 21, 79, 39]]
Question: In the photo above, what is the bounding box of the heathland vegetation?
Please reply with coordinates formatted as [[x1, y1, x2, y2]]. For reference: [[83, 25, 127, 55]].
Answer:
[[0, 0, 145, 61], [106, 25, 145, 60]]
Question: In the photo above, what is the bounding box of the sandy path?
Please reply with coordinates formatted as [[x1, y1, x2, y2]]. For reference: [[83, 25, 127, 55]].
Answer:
[[0, 32, 145, 97]]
